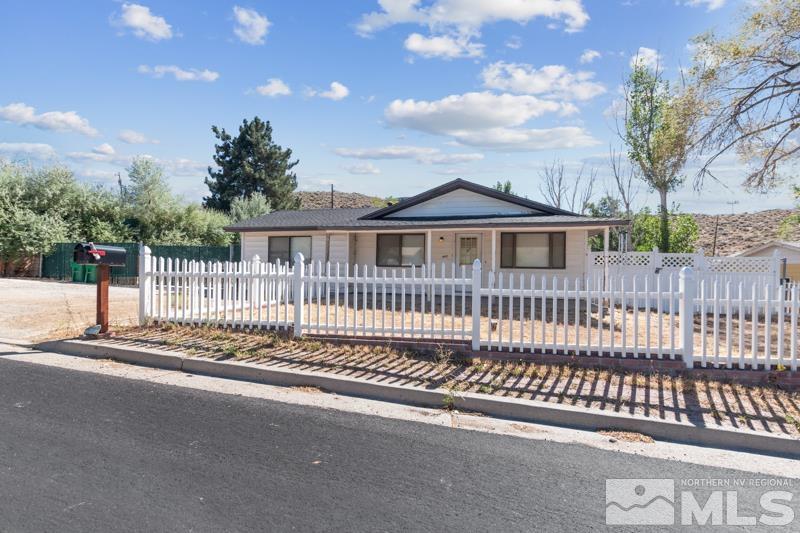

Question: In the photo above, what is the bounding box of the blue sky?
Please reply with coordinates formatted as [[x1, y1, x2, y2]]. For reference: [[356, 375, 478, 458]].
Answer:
[[0, 0, 793, 213]]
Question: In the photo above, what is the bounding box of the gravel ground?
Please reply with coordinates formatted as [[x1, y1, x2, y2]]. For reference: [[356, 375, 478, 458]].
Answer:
[[0, 278, 138, 341]]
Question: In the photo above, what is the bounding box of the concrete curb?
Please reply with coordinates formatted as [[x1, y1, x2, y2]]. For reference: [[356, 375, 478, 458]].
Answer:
[[38, 339, 800, 459]]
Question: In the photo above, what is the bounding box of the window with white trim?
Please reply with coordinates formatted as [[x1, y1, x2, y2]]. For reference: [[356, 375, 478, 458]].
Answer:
[[268, 236, 312, 265], [376, 234, 425, 267], [500, 232, 566, 269]]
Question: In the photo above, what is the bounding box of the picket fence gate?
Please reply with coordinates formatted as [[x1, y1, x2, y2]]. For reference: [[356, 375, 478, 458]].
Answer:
[[139, 248, 799, 372]]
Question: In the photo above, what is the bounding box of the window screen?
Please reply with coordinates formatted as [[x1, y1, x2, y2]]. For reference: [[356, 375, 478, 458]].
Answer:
[[458, 237, 479, 265], [268, 236, 311, 265], [377, 234, 425, 266], [499, 232, 566, 269]]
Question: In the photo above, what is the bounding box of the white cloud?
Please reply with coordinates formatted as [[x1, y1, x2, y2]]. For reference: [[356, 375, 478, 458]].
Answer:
[[66, 149, 125, 163], [118, 129, 159, 144], [255, 78, 291, 97], [404, 32, 483, 59], [386, 92, 572, 133], [448, 126, 599, 151], [356, 0, 588, 61], [0, 102, 98, 136], [684, 0, 726, 11], [630, 47, 662, 69], [0, 142, 56, 159], [233, 6, 270, 45], [384, 92, 597, 151], [92, 143, 115, 156], [505, 35, 522, 49], [138, 65, 219, 82], [115, 3, 173, 41], [335, 145, 483, 165], [355, 0, 590, 36], [579, 49, 601, 64], [165, 158, 207, 176], [480, 62, 605, 101], [308, 81, 350, 101], [343, 162, 381, 175]]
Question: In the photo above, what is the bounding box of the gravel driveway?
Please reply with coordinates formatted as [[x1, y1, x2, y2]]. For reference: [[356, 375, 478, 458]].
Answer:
[[0, 278, 138, 341]]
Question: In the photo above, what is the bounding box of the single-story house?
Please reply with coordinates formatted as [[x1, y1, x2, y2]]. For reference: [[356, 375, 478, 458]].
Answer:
[[735, 240, 800, 281], [226, 179, 628, 284]]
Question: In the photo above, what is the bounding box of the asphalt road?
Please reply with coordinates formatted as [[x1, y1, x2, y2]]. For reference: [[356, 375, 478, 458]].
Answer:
[[0, 357, 795, 532]]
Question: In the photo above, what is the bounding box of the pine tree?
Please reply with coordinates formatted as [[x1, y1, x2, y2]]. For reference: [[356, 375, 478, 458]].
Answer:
[[204, 117, 300, 212]]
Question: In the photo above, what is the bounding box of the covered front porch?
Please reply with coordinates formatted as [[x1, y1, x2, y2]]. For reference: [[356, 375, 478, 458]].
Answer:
[[241, 224, 621, 285]]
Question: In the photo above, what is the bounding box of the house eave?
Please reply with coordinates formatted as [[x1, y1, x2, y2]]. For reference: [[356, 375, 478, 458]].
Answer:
[[228, 218, 630, 233]]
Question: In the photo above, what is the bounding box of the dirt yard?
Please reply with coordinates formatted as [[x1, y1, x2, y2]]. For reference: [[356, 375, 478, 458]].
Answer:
[[109, 325, 800, 439], [0, 278, 138, 341]]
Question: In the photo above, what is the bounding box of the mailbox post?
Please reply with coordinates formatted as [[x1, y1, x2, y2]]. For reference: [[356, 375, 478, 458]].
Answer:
[[73, 243, 128, 334]]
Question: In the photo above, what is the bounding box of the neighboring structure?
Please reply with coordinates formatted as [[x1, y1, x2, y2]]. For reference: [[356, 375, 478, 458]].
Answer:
[[226, 179, 628, 284], [735, 240, 800, 281]]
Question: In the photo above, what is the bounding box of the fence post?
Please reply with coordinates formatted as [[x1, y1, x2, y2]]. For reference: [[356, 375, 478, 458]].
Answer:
[[471, 259, 482, 351], [138, 244, 152, 325], [679, 266, 695, 369], [293, 253, 305, 338]]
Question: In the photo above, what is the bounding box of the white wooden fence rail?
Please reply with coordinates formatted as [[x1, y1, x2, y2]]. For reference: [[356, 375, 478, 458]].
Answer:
[[139, 248, 799, 372]]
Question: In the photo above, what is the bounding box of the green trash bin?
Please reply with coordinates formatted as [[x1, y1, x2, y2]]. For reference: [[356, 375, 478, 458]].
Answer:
[[84, 265, 97, 283], [71, 262, 84, 283]]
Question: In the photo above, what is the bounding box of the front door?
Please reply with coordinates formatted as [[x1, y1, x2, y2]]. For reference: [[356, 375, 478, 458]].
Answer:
[[456, 234, 481, 276]]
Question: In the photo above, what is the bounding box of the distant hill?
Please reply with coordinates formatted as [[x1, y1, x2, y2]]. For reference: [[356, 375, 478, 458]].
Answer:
[[693, 209, 799, 256], [296, 190, 385, 210]]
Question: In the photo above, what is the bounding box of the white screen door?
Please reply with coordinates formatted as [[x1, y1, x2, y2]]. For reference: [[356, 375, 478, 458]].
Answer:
[[456, 234, 481, 274]]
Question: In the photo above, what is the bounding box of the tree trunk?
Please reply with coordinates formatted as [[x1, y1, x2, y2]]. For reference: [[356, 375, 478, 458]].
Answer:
[[658, 188, 670, 252]]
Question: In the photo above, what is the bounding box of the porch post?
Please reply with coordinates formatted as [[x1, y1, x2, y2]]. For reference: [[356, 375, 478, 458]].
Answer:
[[491, 230, 496, 272], [603, 227, 610, 290], [424, 230, 431, 267]]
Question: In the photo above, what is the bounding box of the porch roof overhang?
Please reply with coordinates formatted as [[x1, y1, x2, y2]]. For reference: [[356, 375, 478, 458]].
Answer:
[[226, 207, 629, 233]]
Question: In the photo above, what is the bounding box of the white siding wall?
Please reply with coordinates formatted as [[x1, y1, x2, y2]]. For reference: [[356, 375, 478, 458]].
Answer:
[[242, 228, 590, 286], [241, 233, 269, 261], [311, 235, 326, 262], [328, 233, 350, 264], [741, 244, 800, 262], [385, 188, 540, 218], [351, 228, 588, 286]]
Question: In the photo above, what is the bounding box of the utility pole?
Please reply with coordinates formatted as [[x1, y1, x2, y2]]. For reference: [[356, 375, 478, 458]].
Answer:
[[726, 200, 739, 215], [711, 215, 719, 256], [330, 184, 334, 209]]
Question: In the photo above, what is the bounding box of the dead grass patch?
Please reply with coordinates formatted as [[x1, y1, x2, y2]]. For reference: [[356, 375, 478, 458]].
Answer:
[[599, 430, 655, 443]]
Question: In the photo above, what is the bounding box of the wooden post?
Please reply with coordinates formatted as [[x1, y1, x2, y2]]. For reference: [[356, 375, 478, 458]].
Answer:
[[97, 264, 110, 333]]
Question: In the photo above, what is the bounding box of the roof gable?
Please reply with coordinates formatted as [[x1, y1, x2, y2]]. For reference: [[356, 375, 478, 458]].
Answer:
[[360, 178, 577, 220]]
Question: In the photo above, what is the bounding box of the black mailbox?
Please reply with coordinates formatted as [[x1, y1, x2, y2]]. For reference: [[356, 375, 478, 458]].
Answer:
[[73, 243, 127, 267]]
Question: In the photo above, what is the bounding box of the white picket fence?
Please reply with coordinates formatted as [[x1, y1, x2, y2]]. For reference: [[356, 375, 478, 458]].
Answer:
[[138, 248, 799, 371]]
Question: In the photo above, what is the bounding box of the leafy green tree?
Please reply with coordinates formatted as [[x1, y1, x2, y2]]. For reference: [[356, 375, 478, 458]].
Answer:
[[120, 158, 231, 245], [230, 193, 271, 223], [779, 186, 800, 238], [205, 117, 299, 212], [493, 180, 514, 194], [586, 194, 624, 251], [622, 60, 699, 252], [691, 0, 800, 191], [631, 209, 698, 253]]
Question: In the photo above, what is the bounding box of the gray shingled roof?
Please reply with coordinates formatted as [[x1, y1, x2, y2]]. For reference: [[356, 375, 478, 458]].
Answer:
[[226, 207, 628, 232]]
